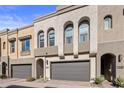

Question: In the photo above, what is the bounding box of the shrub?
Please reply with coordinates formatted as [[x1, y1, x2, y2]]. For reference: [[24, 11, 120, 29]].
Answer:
[[44, 77, 49, 82], [40, 76, 49, 82], [95, 75, 105, 85], [26, 76, 35, 82], [0, 74, 7, 79], [113, 77, 124, 87]]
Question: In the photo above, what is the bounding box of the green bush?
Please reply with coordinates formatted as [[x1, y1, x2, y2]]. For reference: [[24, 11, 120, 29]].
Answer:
[[113, 77, 124, 87], [95, 75, 105, 84], [40, 77, 49, 82], [26, 76, 35, 82], [0, 74, 7, 79]]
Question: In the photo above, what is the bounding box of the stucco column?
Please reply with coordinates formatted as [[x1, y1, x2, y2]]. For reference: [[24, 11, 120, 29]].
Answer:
[[44, 31, 47, 47], [73, 22, 79, 57], [57, 26, 64, 58], [32, 58, 37, 78], [34, 24, 38, 49], [90, 57, 96, 82], [89, 13, 97, 55]]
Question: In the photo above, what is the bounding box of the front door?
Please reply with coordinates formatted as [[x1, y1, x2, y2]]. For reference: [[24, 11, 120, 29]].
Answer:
[[2, 62, 6, 75], [101, 54, 116, 81]]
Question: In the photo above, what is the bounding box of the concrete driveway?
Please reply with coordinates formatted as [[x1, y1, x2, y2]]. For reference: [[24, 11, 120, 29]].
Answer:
[[0, 78, 91, 88]]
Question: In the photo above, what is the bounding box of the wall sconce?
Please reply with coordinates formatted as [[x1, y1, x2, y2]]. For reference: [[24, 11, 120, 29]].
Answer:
[[118, 54, 123, 62]]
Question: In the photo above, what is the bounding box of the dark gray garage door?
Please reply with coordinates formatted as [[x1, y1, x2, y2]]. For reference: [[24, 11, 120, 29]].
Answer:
[[11, 64, 32, 78], [51, 61, 90, 81]]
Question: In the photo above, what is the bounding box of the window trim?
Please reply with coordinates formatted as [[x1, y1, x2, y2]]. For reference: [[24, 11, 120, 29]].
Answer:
[[79, 20, 90, 43], [64, 24, 74, 45], [104, 15, 112, 31], [38, 31, 44, 48], [47, 28, 55, 47], [10, 41, 15, 53], [21, 39, 30, 52]]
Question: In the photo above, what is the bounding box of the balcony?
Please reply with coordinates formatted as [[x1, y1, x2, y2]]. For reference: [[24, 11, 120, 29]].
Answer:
[[34, 46, 58, 57], [64, 44, 73, 55], [78, 42, 89, 53]]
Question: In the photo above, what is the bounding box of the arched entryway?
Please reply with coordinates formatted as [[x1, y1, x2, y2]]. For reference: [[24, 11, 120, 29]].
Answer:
[[36, 59, 44, 78], [2, 62, 7, 75], [101, 53, 116, 81]]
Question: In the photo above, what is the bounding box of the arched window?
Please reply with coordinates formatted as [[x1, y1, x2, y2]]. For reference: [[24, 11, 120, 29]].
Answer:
[[79, 20, 89, 43], [64, 24, 73, 44], [38, 31, 44, 48], [48, 29, 55, 46], [104, 15, 112, 30]]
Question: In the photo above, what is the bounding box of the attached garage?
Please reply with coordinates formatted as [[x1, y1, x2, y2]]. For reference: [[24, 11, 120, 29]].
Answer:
[[11, 64, 32, 78], [51, 61, 90, 81]]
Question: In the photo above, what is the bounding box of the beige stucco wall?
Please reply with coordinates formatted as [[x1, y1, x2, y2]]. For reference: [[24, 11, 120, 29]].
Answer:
[[97, 5, 124, 78], [18, 26, 34, 58], [1, 33, 8, 57], [34, 5, 98, 57], [97, 41, 124, 78], [98, 5, 124, 43]]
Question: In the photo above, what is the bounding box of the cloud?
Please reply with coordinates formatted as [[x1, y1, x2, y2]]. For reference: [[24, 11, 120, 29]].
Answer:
[[0, 6, 31, 30], [0, 14, 30, 30]]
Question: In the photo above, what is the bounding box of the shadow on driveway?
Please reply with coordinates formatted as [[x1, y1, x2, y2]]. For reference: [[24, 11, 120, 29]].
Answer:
[[5, 85, 57, 88], [6, 85, 34, 88]]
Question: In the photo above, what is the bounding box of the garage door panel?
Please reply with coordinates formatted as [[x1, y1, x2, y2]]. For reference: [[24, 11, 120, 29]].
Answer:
[[12, 64, 32, 79], [51, 61, 90, 81]]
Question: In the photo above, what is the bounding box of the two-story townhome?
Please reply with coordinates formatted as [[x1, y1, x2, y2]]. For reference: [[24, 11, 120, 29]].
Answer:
[[0, 5, 124, 82], [0, 24, 34, 78]]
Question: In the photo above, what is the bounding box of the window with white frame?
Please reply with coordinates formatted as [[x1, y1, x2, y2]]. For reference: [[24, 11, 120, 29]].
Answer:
[[104, 15, 112, 30], [79, 21, 89, 43], [64, 24, 73, 44], [48, 29, 55, 46]]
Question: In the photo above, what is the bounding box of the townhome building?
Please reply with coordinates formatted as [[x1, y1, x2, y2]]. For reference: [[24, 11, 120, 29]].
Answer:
[[0, 25, 34, 78], [0, 5, 124, 82]]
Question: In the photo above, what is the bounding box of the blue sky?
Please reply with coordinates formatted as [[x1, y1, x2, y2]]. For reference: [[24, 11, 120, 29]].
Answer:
[[0, 5, 57, 30]]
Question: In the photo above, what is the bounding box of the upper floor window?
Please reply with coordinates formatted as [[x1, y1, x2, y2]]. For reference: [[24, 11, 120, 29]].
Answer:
[[10, 41, 15, 53], [64, 24, 73, 44], [48, 29, 55, 46], [38, 31, 44, 48], [3, 42, 6, 49], [79, 20, 89, 43], [22, 39, 30, 52], [104, 15, 112, 30]]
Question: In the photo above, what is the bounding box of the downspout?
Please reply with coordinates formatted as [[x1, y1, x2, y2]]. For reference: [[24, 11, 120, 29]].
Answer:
[[17, 29, 18, 59], [7, 29, 9, 77]]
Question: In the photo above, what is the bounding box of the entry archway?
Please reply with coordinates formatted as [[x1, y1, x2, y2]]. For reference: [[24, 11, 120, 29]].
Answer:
[[2, 62, 7, 75], [101, 53, 116, 81], [36, 59, 44, 78]]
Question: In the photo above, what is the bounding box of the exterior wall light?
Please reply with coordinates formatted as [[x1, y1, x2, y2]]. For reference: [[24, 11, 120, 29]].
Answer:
[[118, 54, 123, 62]]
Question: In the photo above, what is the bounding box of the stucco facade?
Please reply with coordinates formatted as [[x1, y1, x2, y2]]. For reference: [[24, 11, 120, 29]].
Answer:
[[0, 5, 124, 82]]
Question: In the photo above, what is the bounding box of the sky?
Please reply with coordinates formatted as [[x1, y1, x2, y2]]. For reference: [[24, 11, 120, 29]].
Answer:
[[0, 5, 57, 30]]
